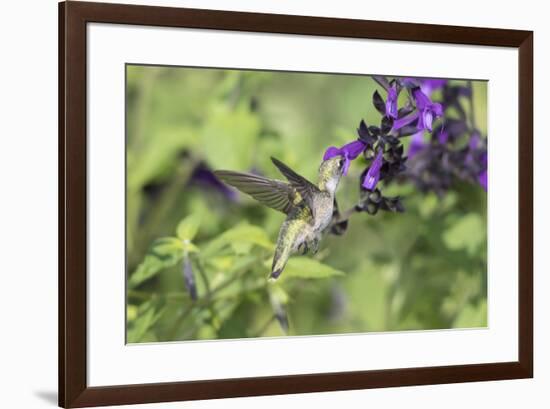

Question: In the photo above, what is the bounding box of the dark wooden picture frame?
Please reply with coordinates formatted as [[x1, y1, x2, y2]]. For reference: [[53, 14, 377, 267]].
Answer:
[[59, 1, 533, 407]]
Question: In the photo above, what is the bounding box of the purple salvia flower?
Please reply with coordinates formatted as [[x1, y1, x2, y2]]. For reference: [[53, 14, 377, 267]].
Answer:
[[401, 77, 419, 88], [362, 149, 384, 191], [413, 88, 443, 132], [438, 128, 449, 144], [469, 132, 481, 150], [391, 86, 443, 132], [465, 132, 482, 166], [420, 79, 447, 96], [480, 151, 488, 168], [407, 131, 426, 158], [464, 133, 487, 191], [324, 139, 366, 175], [478, 170, 487, 191], [385, 85, 398, 119], [479, 151, 488, 191], [194, 165, 238, 200], [403, 78, 447, 96], [392, 112, 418, 131]]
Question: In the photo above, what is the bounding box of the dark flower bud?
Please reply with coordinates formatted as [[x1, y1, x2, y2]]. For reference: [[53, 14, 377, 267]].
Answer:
[[330, 199, 349, 236], [330, 220, 348, 236], [368, 125, 381, 137], [398, 105, 415, 118], [367, 188, 382, 204], [373, 75, 391, 91], [379, 196, 405, 213], [381, 134, 399, 146], [380, 116, 394, 135], [396, 124, 420, 137], [372, 90, 386, 116], [365, 201, 379, 215], [182, 256, 197, 301], [392, 145, 404, 158], [357, 119, 376, 145], [363, 147, 376, 160]]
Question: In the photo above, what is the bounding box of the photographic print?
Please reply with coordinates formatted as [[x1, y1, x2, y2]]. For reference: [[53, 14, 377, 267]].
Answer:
[[125, 65, 488, 343], [60, 4, 533, 405]]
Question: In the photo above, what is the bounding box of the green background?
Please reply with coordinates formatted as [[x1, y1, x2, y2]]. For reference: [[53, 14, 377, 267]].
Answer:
[[125, 65, 488, 343]]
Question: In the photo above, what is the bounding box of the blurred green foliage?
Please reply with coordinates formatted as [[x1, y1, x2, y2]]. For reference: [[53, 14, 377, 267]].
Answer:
[[126, 65, 487, 343]]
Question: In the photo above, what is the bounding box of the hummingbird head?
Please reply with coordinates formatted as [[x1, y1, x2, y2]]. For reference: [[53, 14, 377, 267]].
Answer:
[[318, 156, 346, 194]]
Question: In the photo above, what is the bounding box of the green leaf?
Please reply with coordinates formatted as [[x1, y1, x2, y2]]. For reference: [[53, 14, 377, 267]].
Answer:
[[275, 257, 346, 280], [129, 237, 183, 288], [443, 214, 485, 255], [176, 214, 201, 241], [151, 237, 183, 255], [202, 223, 273, 258]]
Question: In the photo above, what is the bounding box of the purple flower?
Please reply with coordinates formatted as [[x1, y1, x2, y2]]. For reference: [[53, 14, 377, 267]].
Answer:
[[480, 151, 487, 167], [362, 149, 384, 190], [464, 133, 487, 191], [437, 128, 449, 144], [407, 131, 426, 158], [478, 170, 487, 191], [392, 112, 418, 131], [420, 79, 447, 96], [413, 88, 443, 132], [193, 164, 238, 200], [469, 132, 481, 150], [385, 85, 398, 119], [324, 139, 366, 175], [402, 78, 447, 96], [390, 86, 443, 133], [479, 151, 488, 191]]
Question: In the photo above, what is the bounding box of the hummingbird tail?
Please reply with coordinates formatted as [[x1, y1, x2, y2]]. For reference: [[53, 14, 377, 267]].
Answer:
[[270, 244, 290, 281], [271, 216, 304, 281]]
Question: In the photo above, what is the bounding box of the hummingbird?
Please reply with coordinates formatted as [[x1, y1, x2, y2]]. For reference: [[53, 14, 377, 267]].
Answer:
[[214, 155, 346, 280]]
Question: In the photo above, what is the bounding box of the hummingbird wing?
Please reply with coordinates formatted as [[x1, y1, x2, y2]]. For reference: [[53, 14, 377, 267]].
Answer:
[[270, 157, 320, 217], [213, 170, 300, 214]]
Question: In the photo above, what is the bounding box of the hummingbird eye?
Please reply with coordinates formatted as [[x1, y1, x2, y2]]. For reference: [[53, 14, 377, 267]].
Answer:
[[338, 158, 345, 168]]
